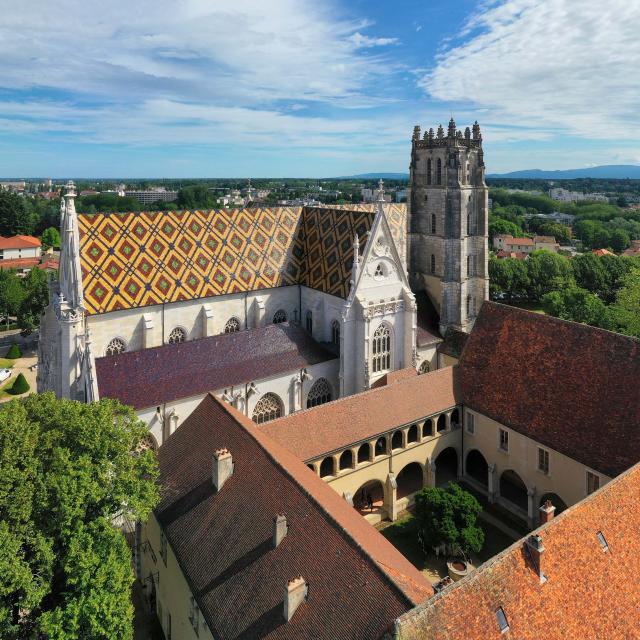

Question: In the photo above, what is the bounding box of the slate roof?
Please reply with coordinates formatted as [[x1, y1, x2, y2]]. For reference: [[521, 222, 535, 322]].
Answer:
[[396, 459, 640, 640], [438, 327, 469, 359], [155, 394, 432, 640], [260, 366, 459, 460], [78, 204, 407, 315], [95, 322, 336, 410], [458, 302, 640, 477]]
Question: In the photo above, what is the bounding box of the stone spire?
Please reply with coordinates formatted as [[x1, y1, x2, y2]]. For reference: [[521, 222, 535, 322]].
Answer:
[[412, 125, 421, 142], [436, 124, 444, 139], [59, 181, 84, 310], [448, 117, 457, 138], [351, 233, 361, 285], [472, 120, 481, 140]]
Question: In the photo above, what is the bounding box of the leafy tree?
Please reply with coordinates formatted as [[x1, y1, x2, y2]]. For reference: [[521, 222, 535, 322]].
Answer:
[[489, 256, 529, 300], [542, 287, 612, 329], [414, 483, 484, 556], [610, 228, 631, 252], [41, 227, 61, 249], [0, 393, 159, 639], [0, 270, 26, 319], [0, 192, 39, 236], [8, 373, 29, 395], [177, 184, 216, 209], [535, 221, 571, 244], [572, 253, 608, 296], [611, 267, 640, 337], [488, 217, 523, 242], [526, 250, 574, 299], [6, 344, 21, 359], [17, 268, 49, 333]]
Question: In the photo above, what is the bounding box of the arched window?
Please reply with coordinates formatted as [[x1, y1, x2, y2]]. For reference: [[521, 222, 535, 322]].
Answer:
[[306, 378, 332, 408], [430, 254, 436, 274], [339, 450, 353, 470], [418, 360, 430, 375], [436, 158, 442, 184], [372, 324, 391, 374], [251, 393, 283, 424], [374, 437, 387, 456], [391, 430, 404, 450], [331, 320, 340, 351], [167, 327, 186, 344], [105, 337, 126, 356], [357, 442, 371, 463], [224, 317, 241, 333], [320, 457, 335, 478], [407, 424, 418, 443], [305, 310, 313, 333], [431, 214, 436, 234], [273, 309, 287, 324], [422, 419, 433, 438], [426, 158, 432, 185]]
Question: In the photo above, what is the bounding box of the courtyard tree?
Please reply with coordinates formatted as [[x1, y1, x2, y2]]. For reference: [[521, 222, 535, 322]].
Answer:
[[542, 286, 612, 329], [612, 267, 640, 338], [414, 483, 484, 557], [41, 227, 61, 249], [17, 267, 49, 334], [0, 393, 159, 639]]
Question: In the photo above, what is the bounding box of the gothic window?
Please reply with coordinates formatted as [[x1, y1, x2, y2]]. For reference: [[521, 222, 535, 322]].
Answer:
[[305, 310, 313, 333], [273, 309, 287, 324], [167, 327, 186, 344], [331, 320, 340, 351], [306, 378, 332, 408], [224, 317, 241, 333], [436, 158, 442, 184], [431, 214, 436, 234], [374, 263, 384, 279], [418, 360, 430, 375], [427, 158, 432, 185], [105, 337, 126, 356], [430, 254, 436, 274], [372, 324, 391, 374], [467, 213, 471, 235], [252, 393, 283, 424], [467, 295, 475, 318]]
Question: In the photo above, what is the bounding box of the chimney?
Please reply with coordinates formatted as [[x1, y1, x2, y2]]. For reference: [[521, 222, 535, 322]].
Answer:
[[539, 499, 556, 525], [273, 514, 288, 548], [525, 534, 546, 583], [212, 449, 233, 491], [284, 576, 308, 621]]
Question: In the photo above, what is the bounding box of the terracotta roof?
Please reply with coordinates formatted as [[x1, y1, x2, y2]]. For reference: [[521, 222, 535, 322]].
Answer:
[[459, 302, 640, 477], [78, 204, 407, 315], [591, 248, 615, 256], [502, 237, 534, 246], [155, 394, 432, 640], [371, 367, 418, 389], [0, 256, 58, 271], [496, 250, 528, 260], [438, 327, 469, 359], [95, 322, 336, 410], [261, 366, 459, 460], [534, 235, 557, 243], [396, 459, 640, 640], [0, 234, 41, 249]]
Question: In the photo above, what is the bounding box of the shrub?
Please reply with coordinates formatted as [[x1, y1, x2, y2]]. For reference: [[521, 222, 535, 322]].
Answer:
[[9, 372, 30, 395], [6, 343, 21, 359]]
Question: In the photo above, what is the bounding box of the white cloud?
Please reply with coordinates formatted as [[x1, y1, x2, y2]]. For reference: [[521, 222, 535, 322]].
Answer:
[[349, 32, 399, 48], [421, 0, 640, 141]]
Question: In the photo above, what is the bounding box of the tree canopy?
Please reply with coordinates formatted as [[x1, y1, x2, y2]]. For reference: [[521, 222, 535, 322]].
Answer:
[[0, 393, 159, 639]]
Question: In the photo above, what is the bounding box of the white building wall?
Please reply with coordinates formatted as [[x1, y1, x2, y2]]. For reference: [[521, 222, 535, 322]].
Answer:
[[1, 246, 40, 260]]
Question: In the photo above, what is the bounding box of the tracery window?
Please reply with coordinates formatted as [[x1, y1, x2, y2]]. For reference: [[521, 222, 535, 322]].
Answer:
[[374, 263, 384, 278], [306, 378, 332, 408], [430, 254, 436, 274], [224, 317, 241, 333], [305, 310, 313, 333], [372, 324, 391, 374], [273, 309, 287, 324], [436, 158, 442, 184], [105, 337, 126, 356], [168, 327, 186, 344], [251, 393, 283, 424], [431, 214, 436, 234], [418, 361, 430, 375], [331, 320, 340, 352]]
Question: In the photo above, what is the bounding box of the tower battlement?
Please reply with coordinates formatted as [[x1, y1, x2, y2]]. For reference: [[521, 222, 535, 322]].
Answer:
[[412, 119, 483, 150]]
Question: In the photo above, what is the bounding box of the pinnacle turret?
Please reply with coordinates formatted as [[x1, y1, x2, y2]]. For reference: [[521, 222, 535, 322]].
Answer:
[[448, 118, 457, 137]]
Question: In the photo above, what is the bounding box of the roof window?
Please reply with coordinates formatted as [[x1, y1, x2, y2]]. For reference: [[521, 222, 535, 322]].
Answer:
[[496, 607, 509, 633], [596, 531, 609, 552]]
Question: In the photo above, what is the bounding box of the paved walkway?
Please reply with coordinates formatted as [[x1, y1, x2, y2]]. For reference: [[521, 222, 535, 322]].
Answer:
[[478, 510, 522, 540]]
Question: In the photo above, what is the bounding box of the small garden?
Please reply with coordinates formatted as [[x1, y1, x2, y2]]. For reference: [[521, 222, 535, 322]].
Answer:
[[0, 343, 31, 398]]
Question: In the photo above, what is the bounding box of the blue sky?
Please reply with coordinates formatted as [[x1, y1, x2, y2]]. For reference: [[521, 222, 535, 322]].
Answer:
[[0, 0, 638, 178]]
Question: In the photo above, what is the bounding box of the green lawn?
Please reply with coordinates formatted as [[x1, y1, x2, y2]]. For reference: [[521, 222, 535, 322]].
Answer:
[[0, 358, 15, 368], [0, 376, 18, 398], [503, 300, 546, 314]]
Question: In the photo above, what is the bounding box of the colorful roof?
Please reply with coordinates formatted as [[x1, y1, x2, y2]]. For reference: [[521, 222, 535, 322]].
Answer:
[[459, 302, 640, 477], [78, 204, 407, 315], [396, 459, 640, 639], [155, 394, 432, 640], [0, 235, 41, 249]]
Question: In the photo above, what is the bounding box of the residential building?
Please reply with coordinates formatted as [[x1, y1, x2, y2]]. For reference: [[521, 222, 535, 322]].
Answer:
[[493, 235, 559, 254], [124, 188, 178, 204], [549, 187, 608, 203], [0, 235, 41, 261]]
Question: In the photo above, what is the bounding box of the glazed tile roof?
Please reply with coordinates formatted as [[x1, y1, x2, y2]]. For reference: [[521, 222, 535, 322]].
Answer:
[[78, 204, 407, 315], [260, 366, 459, 460], [396, 459, 640, 640], [95, 322, 336, 410], [155, 394, 432, 640], [459, 302, 640, 477]]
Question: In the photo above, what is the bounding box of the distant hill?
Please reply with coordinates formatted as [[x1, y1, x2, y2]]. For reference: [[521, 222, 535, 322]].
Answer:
[[328, 172, 409, 181], [488, 165, 640, 179]]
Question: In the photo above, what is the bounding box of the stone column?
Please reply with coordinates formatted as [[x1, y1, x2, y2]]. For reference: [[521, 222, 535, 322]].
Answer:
[[202, 304, 214, 337], [487, 463, 496, 503], [429, 459, 437, 488], [351, 447, 358, 468], [456, 451, 463, 480], [385, 473, 398, 521], [527, 486, 537, 529]]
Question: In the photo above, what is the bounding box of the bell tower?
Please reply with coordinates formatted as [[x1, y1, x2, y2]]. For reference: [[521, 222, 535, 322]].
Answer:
[[407, 119, 489, 334]]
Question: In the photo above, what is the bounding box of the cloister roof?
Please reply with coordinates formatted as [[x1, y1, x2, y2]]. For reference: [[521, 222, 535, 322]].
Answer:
[[396, 458, 640, 640], [459, 302, 640, 478], [77, 204, 407, 315], [261, 366, 460, 460], [95, 322, 335, 410], [155, 394, 432, 640]]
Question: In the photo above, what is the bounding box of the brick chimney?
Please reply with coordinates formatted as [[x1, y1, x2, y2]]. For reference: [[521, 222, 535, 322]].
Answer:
[[212, 449, 233, 491], [284, 576, 308, 621], [539, 499, 556, 525], [525, 534, 546, 583], [273, 514, 288, 548]]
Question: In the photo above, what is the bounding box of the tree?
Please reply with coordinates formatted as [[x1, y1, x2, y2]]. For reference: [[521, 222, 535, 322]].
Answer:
[[17, 268, 49, 334], [611, 267, 640, 337], [6, 344, 21, 359], [0, 270, 26, 321], [414, 483, 484, 557], [8, 373, 29, 395], [572, 253, 608, 296], [526, 250, 574, 299], [41, 227, 61, 249], [610, 228, 631, 253], [0, 192, 39, 236], [542, 287, 612, 329], [488, 217, 523, 243], [489, 256, 529, 300], [0, 393, 159, 639]]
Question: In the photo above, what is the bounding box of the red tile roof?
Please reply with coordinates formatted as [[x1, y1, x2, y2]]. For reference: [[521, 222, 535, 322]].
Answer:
[[396, 459, 640, 639], [95, 323, 336, 410], [155, 394, 432, 640], [591, 248, 615, 256], [0, 235, 41, 249], [371, 367, 418, 389], [0, 256, 58, 271], [502, 237, 534, 246], [459, 302, 640, 477], [261, 367, 459, 460], [496, 250, 528, 260]]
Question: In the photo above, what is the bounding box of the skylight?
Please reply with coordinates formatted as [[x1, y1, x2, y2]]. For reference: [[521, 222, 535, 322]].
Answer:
[[496, 607, 509, 633], [597, 531, 609, 551]]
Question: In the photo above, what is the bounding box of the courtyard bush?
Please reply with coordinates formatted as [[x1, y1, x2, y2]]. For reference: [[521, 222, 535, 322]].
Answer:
[[9, 373, 30, 395], [6, 343, 21, 359]]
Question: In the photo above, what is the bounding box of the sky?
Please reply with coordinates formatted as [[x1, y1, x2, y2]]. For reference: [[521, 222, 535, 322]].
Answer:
[[0, 0, 639, 178]]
